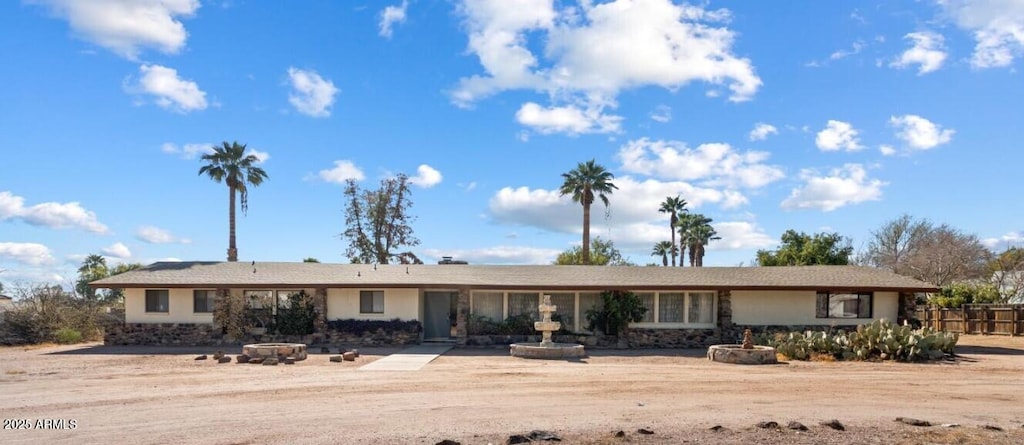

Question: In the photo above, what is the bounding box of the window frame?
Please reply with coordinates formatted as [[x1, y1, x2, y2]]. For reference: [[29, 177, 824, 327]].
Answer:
[[629, 290, 718, 329], [360, 290, 385, 314], [192, 290, 217, 314], [145, 289, 169, 313], [816, 291, 873, 319]]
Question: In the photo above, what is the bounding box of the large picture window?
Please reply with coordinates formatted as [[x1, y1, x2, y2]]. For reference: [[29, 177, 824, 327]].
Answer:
[[145, 290, 169, 313], [507, 292, 539, 320], [471, 292, 503, 321], [360, 290, 384, 314], [193, 290, 216, 313], [816, 292, 872, 318]]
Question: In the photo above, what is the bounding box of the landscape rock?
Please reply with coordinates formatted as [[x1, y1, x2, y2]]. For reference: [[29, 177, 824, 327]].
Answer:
[[263, 358, 278, 366], [236, 355, 250, 364], [351, 349, 360, 358], [342, 351, 356, 361], [981, 424, 1003, 431], [821, 420, 845, 431], [507, 434, 531, 444], [613, 430, 626, 437], [709, 425, 726, 432], [217, 356, 231, 364], [329, 355, 343, 363], [212, 351, 224, 360], [940, 423, 960, 428], [895, 417, 931, 427], [194, 355, 207, 360], [283, 358, 295, 365], [756, 421, 779, 429], [636, 428, 654, 435], [248, 357, 264, 364], [528, 430, 561, 441], [786, 421, 808, 431], [435, 440, 460, 445]]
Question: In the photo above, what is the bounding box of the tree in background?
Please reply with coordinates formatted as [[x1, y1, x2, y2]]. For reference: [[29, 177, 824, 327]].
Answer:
[[866, 214, 932, 274], [928, 282, 1002, 308], [342, 174, 421, 264], [651, 241, 674, 266], [559, 159, 618, 265], [677, 213, 718, 267], [198, 141, 269, 262], [554, 237, 635, 266], [989, 247, 1024, 303], [106, 262, 143, 303], [75, 254, 108, 300], [658, 195, 687, 267], [302, 257, 320, 263], [865, 215, 990, 287], [757, 230, 853, 266]]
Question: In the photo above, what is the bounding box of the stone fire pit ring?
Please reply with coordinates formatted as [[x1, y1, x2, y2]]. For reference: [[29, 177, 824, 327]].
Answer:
[[707, 344, 778, 365], [242, 343, 308, 361]]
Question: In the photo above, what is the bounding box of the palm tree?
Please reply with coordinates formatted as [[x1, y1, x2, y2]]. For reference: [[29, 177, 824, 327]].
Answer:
[[658, 195, 688, 266], [675, 213, 696, 267], [651, 241, 674, 266], [199, 141, 269, 262], [559, 160, 618, 265], [76, 254, 109, 299], [689, 216, 721, 267]]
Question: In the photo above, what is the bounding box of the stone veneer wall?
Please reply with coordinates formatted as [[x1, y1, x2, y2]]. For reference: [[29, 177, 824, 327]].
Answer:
[[105, 323, 420, 347]]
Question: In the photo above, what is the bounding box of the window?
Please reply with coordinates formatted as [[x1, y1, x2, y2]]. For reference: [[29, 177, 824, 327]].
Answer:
[[193, 290, 216, 313], [244, 290, 273, 308], [687, 292, 715, 324], [507, 292, 539, 320], [471, 292, 503, 321], [548, 293, 576, 330], [145, 290, 169, 313], [636, 292, 655, 322], [816, 292, 872, 318], [658, 292, 685, 323], [360, 290, 384, 314]]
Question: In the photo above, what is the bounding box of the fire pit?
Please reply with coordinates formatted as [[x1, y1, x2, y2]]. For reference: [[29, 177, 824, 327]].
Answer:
[[241, 343, 308, 361], [707, 329, 777, 365]]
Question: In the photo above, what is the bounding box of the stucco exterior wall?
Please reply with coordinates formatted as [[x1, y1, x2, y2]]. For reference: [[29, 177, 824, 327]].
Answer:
[[326, 288, 419, 321], [731, 290, 898, 326], [125, 288, 215, 324]]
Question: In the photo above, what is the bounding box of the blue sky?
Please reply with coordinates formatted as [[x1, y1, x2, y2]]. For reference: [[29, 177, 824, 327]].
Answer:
[[2, 0, 1023, 287]]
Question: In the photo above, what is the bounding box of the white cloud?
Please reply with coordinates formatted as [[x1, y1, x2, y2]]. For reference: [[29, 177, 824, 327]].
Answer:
[[136, 226, 190, 244], [101, 242, 132, 259], [128, 64, 208, 113], [890, 31, 948, 74], [452, 0, 761, 134], [317, 160, 365, 184], [409, 164, 443, 188], [161, 142, 213, 159], [982, 231, 1024, 249], [649, 105, 672, 123], [617, 138, 785, 189], [815, 120, 863, 152], [0, 191, 109, 234], [781, 164, 886, 212], [748, 122, 778, 141], [0, 242, 56, 266], [829, 40, 866, 60], [423, 246, 561, 265], [879, 145, 897, 156], [287, 67, 339, 118], [33, 0, 200, 60], [889, 114, 955, 150], [709, 221, 776, 251], [515, 102, 622, 134], [937, 0, 1024, 68], [247, 149, 270, 163], [379, 0, 409, 38]]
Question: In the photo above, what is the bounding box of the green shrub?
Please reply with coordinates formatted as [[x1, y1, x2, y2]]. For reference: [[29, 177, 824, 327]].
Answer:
[[54, 328, 83, 344], [274, 291, 317, 335], [585, 290, 647, 336], [929, 282, 1001, 308], [758, 319, 958, 362]]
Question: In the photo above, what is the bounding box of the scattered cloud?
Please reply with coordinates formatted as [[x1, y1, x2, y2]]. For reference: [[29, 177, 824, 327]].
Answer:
[[316, 160, 365, 184], [136, 226, 190, 244], [890, 31, 947, 74], [409, 164, 443, 188], [815, 120, 863, 152], [379, 0, 409, 38], [748, 122, 778, 141], [286, 67, 339, 118], [830, 40, 866, 61], [161, 142, 213, 159], [889, 114, 955, 151], [879, 144, 897, 156], [0, 191, 109, 234], [617, 138, 785, 189], [452, 0, 761, 134], [0, 242, 56, 266], [423, 246, 561, 265], [936, 0, 1024, 68], [127, 64, 208, 113], [649, 105, 672, 123], [32, 0, 200, 60], [247, 148, 270, 163], [781, 164, 886, 212], [982, 231, 1024, 249], [709, 221, 776, 251], [101, 242, 132, 259]]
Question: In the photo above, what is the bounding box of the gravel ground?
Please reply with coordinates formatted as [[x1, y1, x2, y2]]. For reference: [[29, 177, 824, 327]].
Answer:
[[1, 335, 1022, 445]]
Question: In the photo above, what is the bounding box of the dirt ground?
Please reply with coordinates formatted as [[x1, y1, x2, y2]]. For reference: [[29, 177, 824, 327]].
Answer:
[[1, 335, 1022, 445]]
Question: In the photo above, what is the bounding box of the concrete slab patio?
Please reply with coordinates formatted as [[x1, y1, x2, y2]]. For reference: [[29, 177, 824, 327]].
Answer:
[[357, 343, 453, 371]]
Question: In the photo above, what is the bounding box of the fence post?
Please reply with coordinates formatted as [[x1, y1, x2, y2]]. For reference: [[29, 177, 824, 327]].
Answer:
[[1014, 306, 1020, 337]]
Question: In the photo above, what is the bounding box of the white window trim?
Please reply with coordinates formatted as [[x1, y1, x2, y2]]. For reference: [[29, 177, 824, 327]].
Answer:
[[629, 290, 718, 329]]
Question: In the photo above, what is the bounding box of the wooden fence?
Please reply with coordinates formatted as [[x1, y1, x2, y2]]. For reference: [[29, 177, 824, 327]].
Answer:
[[915, 304, 1024, 336]]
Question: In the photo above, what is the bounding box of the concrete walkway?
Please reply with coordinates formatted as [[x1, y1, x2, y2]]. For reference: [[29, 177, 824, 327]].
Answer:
[[357, 344, 453, 371]]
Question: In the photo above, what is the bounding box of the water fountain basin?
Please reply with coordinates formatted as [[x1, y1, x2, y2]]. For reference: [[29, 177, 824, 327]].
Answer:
[[707, 344, 778, 364], [510, 342, 586, 359]]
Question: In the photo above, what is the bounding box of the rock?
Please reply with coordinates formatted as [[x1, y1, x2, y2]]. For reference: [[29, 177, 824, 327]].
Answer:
[[786, 421, 808, 431], [756, 421, 779, 429], [351, 349, 360, 358], [613, 430, 626, 438], [217, 356, 231, 364], [236, 355, 250, 364], [283, 358, 295, 365], [212, 351, 225, 360], [248, 357, 264, 364], [343, 351, 356, 361], [708, 425, 726, 432], [263, 358, 278, 366], [507, 434, 531, 444], [821, 420, 845, 431], [981, 424, 1004, 431], [528, 430, 561, 441], [895, 417, 931, 427], [320, 347, 330, 353], [435, 440, 460, 445], [637, 428, 654, 435], [329, 355, 343, 363], [940, 423, 960, 428], [194, 355, 207, 360]]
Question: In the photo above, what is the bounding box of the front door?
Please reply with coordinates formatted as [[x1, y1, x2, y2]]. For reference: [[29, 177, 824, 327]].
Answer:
[[423, 292, 456, 340]]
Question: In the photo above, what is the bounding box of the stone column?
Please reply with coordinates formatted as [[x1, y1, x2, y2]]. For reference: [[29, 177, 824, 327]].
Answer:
[[717, 290, 735, 343], [313, 287, 328, 334], [455, 287, 470, 346]]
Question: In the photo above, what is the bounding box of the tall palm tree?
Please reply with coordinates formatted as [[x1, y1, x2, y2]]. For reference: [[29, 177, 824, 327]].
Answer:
[[559, 159, 618, 265], [689, 216, 721, 267], [198, 141, 269, 262], [675, 213, 696, 267], [651, 241, 674, 266], [658, 195, 688, 266]]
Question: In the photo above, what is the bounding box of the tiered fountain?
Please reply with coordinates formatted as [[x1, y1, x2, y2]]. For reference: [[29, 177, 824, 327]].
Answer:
[[509, 295, 586, 359]]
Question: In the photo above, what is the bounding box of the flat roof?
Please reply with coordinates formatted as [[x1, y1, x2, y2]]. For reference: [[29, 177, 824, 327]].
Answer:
[[90, 261, 939, 292]]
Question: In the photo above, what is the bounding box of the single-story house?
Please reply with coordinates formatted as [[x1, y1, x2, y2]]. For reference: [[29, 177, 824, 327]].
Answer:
[[90, 261, 938, 347], [0, 294, 12, 312]]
